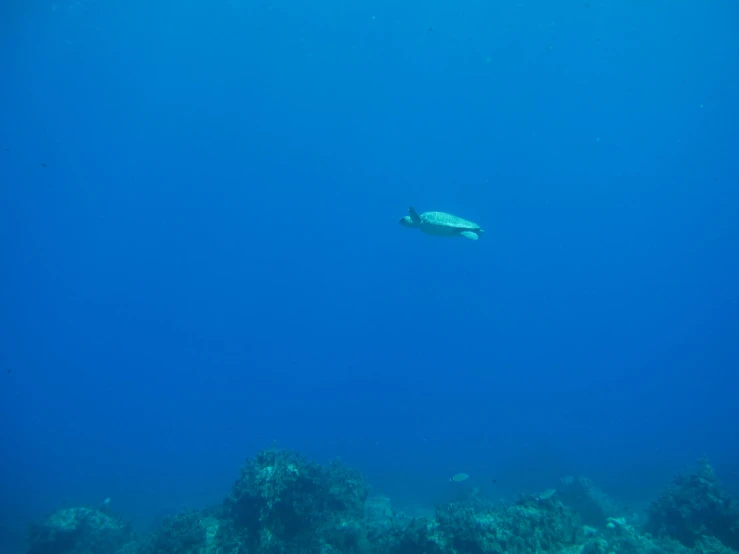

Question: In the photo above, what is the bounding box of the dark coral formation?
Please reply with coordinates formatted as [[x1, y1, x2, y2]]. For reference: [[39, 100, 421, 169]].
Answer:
[[27, 451, 739, 554], [646, 458, 739, 549], [137, 508, 242, 554], [557, 475, 625, 526]]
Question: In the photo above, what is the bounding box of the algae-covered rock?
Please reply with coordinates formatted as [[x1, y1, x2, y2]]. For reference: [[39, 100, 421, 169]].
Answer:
[[224, 447, 369, 553], [28, 506, 134, 554]]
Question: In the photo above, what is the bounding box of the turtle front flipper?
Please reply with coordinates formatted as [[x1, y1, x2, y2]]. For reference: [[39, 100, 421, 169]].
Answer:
[[408, 206, 421, 224], [460, 231, 479, 240]]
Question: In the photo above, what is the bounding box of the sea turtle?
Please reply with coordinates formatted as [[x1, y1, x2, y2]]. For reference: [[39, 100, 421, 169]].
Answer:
[[399, 207, 484, 240]]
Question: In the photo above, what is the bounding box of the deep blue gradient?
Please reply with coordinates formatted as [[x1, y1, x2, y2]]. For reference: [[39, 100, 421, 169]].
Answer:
[[1, 0, 738, 551]]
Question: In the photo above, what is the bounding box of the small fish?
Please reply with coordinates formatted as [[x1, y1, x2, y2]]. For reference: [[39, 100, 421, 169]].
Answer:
[[450, 473, 470, 483], [40, 163, 47, 167]]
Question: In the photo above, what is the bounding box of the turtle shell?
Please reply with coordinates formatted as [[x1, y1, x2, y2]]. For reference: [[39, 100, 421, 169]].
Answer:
[[420, 211, 481, 230]]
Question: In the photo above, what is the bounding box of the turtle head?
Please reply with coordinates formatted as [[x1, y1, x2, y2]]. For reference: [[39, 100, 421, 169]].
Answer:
[[399, 215, 418, 228], [400, 206, 422, 228], [408, 206, 422, 224]]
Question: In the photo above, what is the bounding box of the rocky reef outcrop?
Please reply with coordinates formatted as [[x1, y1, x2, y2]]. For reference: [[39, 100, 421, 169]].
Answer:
[[27, 451, 739, 554]]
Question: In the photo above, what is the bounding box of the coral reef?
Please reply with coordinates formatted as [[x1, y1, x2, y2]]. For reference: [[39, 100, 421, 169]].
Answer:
[[646, 458, 739, 550], [27, 451, 739, 554]]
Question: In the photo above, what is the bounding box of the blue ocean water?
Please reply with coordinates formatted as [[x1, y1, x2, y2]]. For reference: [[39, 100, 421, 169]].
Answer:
[[1, 0, 738, 551]]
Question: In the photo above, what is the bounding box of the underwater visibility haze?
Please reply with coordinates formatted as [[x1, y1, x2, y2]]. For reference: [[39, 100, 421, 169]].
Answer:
[[1, 0, 738, 552]]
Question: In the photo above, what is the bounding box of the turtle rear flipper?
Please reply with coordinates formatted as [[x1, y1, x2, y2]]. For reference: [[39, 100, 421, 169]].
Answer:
[[460, 231, 479, 240], [408, 206, 421, 224]]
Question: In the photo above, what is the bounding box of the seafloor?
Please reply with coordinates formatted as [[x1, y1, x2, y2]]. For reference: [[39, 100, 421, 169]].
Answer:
[[27, 448, 739, 554]]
